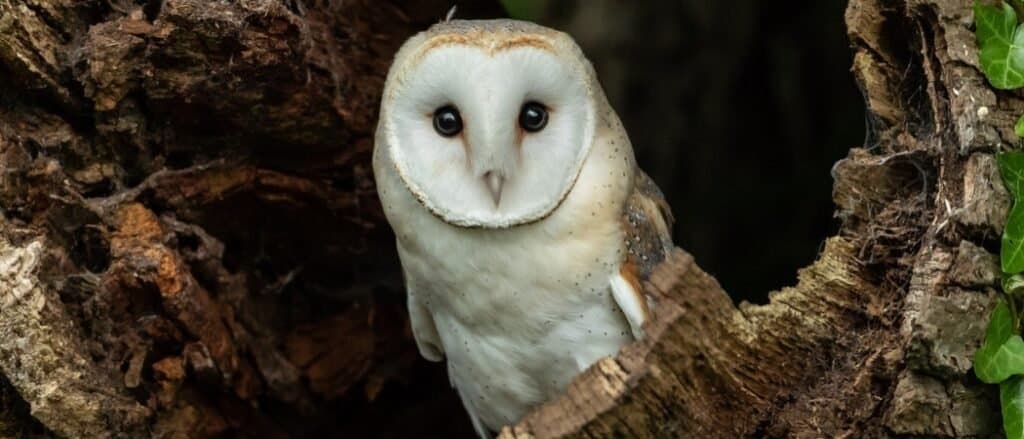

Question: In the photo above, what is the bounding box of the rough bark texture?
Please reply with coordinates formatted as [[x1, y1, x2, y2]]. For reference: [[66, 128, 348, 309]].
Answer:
[[0, 1, 504, 437], [0, 0, 1009, 438], [499, 0, 1008, 437]]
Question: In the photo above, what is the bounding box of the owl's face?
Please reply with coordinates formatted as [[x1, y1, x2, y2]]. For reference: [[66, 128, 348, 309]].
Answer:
[[378, 20, 599, 228]]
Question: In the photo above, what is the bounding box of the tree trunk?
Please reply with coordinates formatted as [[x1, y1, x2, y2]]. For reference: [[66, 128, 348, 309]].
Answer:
[[503, 0, 1008, 437], [0, 1, 504, 437], [0, 0, 1006, 438]]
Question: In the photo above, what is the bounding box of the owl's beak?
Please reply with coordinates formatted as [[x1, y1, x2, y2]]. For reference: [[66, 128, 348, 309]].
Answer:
[[483, 171, 504, 206]]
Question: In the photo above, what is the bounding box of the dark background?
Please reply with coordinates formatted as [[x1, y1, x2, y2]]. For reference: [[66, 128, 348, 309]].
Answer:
[[504, 0, 865, 303]]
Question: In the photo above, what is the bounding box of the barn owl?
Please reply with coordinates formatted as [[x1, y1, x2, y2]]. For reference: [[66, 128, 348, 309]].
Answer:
[[373, 19, 674, 437]]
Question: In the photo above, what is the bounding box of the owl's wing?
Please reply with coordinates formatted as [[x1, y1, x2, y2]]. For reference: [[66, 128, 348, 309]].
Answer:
[[408, 291, 444, 362], [610, 168, 675, 339], [397, 249, 445, 362]]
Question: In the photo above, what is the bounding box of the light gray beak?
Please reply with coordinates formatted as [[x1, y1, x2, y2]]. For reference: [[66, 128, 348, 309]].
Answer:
[[483, 171, 504, 206]]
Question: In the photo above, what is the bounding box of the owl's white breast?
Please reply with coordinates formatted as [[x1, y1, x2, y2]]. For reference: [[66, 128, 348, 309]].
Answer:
[[374, 119, 637, 430]]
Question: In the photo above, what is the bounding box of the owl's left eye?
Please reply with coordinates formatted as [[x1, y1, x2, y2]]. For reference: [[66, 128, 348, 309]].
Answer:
[[519, 102, 548, 133]]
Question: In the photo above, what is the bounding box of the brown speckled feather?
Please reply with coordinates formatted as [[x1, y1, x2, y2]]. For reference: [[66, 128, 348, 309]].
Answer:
[[622, 169, 675, 280]]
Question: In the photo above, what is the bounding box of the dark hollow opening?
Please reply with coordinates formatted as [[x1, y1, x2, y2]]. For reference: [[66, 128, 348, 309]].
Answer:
[[538, 0, 864, 304], [182, 2, 864, 437]]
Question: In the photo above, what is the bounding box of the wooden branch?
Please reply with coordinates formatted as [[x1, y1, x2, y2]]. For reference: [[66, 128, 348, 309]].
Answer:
[[502, 238, 877, 438]]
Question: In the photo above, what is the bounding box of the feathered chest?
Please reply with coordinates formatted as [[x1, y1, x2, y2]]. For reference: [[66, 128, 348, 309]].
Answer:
[[396, 204, 626, 331]]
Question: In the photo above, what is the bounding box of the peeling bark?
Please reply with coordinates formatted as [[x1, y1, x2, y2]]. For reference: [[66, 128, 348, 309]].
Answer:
[[0, 0, 503, 437], [0, 234, 150, 437]]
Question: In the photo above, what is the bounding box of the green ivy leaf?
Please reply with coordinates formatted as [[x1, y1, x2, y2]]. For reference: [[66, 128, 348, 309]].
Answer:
[[976, 301, 1024, 383], [1005, 203, 1024, 274], [975, 1, 1024, 89], [999, 151, 1024, 198], [999, 152, 1024, 273], [1017, 113, 1024, 138], [1003, 376, 1024, 439]]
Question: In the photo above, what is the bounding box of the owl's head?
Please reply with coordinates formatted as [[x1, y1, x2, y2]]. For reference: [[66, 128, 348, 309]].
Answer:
[[377, 19, 603, 228]]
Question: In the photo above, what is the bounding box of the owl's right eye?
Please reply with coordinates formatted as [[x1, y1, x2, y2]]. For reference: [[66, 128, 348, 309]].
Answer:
[[433, 106, 463, 137]]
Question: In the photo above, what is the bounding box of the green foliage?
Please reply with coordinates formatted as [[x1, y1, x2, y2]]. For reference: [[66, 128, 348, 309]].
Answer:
[[1006, 200, 1024, 273], [1002, 152, 1024, 272], [1001, 151, 1024, 197], [1004, 376, 1024, 439], [976, 301, 1024, 383], [975, 1, 1024, 89]]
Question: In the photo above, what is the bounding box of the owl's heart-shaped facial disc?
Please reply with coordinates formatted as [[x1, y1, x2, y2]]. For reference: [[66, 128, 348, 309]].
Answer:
[[378, 25, 598, 228]]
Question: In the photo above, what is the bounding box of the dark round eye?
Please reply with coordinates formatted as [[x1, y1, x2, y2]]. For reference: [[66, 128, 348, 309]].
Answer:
[[433, 105, 463, 137], [519, 102, 548, 132]]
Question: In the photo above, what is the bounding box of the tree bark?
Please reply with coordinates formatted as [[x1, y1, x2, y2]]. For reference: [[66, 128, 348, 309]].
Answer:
[[0, 0, 1008, 438], [502, 0, 1008, 437], [0, 1, 503, 437]]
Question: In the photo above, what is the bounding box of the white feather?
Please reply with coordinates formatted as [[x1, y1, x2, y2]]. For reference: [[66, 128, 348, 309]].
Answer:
[[609, 274, 647, 340], [382, 44, 595, 228]]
